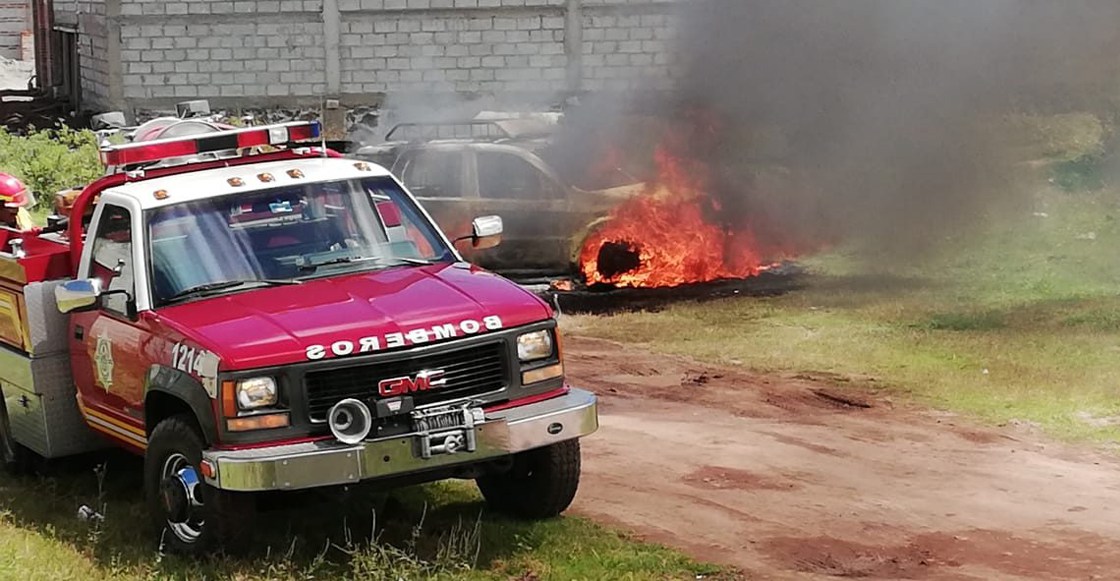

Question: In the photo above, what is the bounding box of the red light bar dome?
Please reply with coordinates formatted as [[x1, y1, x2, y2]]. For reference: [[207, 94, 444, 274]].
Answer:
[[100, 120, 322, 168]]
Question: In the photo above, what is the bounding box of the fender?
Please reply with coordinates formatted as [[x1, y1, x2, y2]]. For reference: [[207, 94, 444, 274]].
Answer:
[[145, 365, 218, 444], [568, 216, 616, 270]]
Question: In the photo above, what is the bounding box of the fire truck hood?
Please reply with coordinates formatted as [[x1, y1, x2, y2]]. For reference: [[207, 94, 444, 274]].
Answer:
[[154, 263, 552, 371]]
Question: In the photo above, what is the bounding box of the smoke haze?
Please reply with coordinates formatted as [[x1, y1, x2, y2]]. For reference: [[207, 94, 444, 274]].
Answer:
[[567, 0, 1120, 264]]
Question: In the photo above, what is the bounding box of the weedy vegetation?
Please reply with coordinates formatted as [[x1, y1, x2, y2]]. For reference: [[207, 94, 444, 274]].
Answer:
[[0, 127, 103, 212], [0, 452, 727, 580]]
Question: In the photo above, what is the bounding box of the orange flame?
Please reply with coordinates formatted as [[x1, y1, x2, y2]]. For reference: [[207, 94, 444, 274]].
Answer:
[[578, 142, 786, 289]]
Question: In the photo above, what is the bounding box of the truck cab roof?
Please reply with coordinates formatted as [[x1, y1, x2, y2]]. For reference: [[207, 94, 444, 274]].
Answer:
[[105, 157, 394, 211]]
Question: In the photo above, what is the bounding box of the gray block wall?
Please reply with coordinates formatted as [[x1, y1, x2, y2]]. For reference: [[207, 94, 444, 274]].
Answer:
[[64, 0, 680, 115], [0, 0, 29, 60], [73, 0, 114, 107], [53, 0, 78, 26]]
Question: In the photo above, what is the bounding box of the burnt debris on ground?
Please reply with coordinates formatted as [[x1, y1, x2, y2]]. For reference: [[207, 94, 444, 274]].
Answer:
[[531, 262, 806, 315]]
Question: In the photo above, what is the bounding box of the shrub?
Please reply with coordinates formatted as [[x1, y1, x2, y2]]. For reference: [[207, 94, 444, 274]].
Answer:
[[1051, 152, 1107, 192], [1002, 112, 1109, 163], [0, 127, 104, 210]]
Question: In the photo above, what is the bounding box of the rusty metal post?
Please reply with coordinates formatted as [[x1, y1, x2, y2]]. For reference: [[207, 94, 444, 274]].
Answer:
[[30, 0, 53, 92]]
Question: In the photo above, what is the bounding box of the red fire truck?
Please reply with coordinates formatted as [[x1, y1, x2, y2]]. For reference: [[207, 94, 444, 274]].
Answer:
[[0, 120, 598, 554]]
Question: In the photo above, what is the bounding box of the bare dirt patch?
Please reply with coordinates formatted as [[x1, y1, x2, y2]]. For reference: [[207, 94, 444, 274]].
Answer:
[[567, 335, 1120, 580], [682, 466, 799, 492]]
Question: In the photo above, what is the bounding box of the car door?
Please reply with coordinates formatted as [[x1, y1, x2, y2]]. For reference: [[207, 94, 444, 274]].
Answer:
[[393, 148, 478, 245], [469, 148, 570, 275], [68, 202, 151, 449]]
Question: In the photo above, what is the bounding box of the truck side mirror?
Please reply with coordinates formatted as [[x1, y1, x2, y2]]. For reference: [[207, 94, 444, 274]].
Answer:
[[454, 215, 503, 250], [56, 278, 104, 314]]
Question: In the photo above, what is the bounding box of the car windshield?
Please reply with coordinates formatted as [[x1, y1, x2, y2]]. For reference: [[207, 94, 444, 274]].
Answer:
[[147, 176, 454, 306]]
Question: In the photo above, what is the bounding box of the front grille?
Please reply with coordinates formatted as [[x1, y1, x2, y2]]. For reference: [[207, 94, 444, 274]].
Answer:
[[303, 341, 508, 422]]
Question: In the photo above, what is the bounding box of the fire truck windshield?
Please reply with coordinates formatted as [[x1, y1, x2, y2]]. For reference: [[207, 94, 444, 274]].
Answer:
[[147, 176, 455, 306]]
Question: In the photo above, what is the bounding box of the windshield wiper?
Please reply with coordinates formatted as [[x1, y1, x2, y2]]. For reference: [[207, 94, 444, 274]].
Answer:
[[298, 255, 436, 273], [298, 256, 381, 273], [385, 257, 438, 266], [163, 278, 301, 304]]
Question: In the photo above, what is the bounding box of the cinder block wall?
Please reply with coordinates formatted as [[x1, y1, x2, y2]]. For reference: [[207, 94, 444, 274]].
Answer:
[[65, 0, 115, 107], [66, 0, 681, 118], [53, 0, 77, 23], [0, 0, 30, 60]]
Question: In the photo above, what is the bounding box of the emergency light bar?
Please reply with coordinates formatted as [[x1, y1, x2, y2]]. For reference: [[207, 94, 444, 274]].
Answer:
[[99, 120, 322, 167]]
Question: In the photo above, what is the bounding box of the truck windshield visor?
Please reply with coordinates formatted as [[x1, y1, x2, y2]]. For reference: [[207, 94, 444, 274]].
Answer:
[[147, 176, 454, 306]]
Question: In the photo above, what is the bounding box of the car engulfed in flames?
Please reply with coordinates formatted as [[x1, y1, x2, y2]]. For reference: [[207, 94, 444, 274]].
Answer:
[[575, 133, 801, 290]]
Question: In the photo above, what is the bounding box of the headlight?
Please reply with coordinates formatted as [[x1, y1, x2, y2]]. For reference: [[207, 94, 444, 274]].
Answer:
[[236, 377, 278, 410], [517, 330, 554, 362]]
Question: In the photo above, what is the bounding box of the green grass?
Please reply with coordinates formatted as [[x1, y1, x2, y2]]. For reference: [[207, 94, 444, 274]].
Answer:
[[0, 452, 725, 580], [566, 185, 1120, 444]]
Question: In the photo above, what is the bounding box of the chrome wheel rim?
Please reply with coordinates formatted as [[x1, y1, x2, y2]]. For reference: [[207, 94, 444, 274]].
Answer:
[[160, 452, 205, 544]]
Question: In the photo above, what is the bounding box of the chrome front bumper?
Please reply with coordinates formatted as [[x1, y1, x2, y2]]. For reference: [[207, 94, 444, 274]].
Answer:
[[201, 388, 598, 492]]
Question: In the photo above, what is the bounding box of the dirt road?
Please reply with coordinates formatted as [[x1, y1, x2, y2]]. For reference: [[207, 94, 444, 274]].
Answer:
[[565, 336, 1120, 580]]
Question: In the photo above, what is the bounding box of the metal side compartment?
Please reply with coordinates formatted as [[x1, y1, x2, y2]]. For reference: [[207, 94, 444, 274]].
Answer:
[[0, 280, 108, 459]]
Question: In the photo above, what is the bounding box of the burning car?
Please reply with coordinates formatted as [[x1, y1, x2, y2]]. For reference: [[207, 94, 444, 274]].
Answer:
[[355, 109, 811, 292], [353, 115, 646, 281]]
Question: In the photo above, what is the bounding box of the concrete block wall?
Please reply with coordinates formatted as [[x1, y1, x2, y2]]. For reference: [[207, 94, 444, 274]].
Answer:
[[54, 0, 78, 27], [117, 0, 325, 103], [581, 0, 678, 91], [0, 0, 29, 60], [75, 0, 112, 107], [339, 4, 570, 97], [65, 0, 682, 116]]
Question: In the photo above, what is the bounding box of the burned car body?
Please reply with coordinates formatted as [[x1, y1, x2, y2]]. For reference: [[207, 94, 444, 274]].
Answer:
[[354, 117, 644, 280]]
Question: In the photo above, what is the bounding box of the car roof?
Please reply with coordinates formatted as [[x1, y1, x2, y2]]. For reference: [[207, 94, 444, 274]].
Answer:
[[106, 157, 393, 210]]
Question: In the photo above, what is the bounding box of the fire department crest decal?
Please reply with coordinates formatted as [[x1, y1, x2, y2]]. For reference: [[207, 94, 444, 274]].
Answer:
[[94, 333, 114, 390]]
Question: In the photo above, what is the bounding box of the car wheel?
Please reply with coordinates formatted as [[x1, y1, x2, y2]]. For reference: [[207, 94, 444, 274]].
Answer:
[[476, 439, 582, 519], [144, 414, 256, 556]]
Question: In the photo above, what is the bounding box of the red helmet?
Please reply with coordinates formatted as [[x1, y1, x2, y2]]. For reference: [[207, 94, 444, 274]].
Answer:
[[0, 173, 30, 208]]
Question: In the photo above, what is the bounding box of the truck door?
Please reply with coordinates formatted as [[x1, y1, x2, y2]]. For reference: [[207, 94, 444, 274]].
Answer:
[[471, 149, 569, 274], [393, 148, 477, 244], [68, 202, 150, 448]]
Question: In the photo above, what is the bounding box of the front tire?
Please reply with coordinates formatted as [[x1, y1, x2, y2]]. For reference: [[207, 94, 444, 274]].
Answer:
[[476, 439, 582, 519], [144, 415, 256, 556]]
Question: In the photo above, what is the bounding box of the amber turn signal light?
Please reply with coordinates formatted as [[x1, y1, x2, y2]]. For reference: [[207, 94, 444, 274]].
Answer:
[[226, 413, 290, 432], [522, 363, 563, 385], [221, 380, 237, 418]]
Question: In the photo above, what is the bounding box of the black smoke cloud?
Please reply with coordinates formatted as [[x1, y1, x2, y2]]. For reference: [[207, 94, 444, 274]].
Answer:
[[558, 0, 1120, 263]]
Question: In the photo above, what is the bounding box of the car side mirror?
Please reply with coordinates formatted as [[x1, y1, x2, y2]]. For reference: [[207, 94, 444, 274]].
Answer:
[[56, 278, 103, 314], [466, 215, 503, 250]]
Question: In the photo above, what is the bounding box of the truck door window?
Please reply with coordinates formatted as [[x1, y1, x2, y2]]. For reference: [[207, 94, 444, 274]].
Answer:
[[476, 152, 556, 200], [400, 151, 463, 198], [89, 204, 135, 316]]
